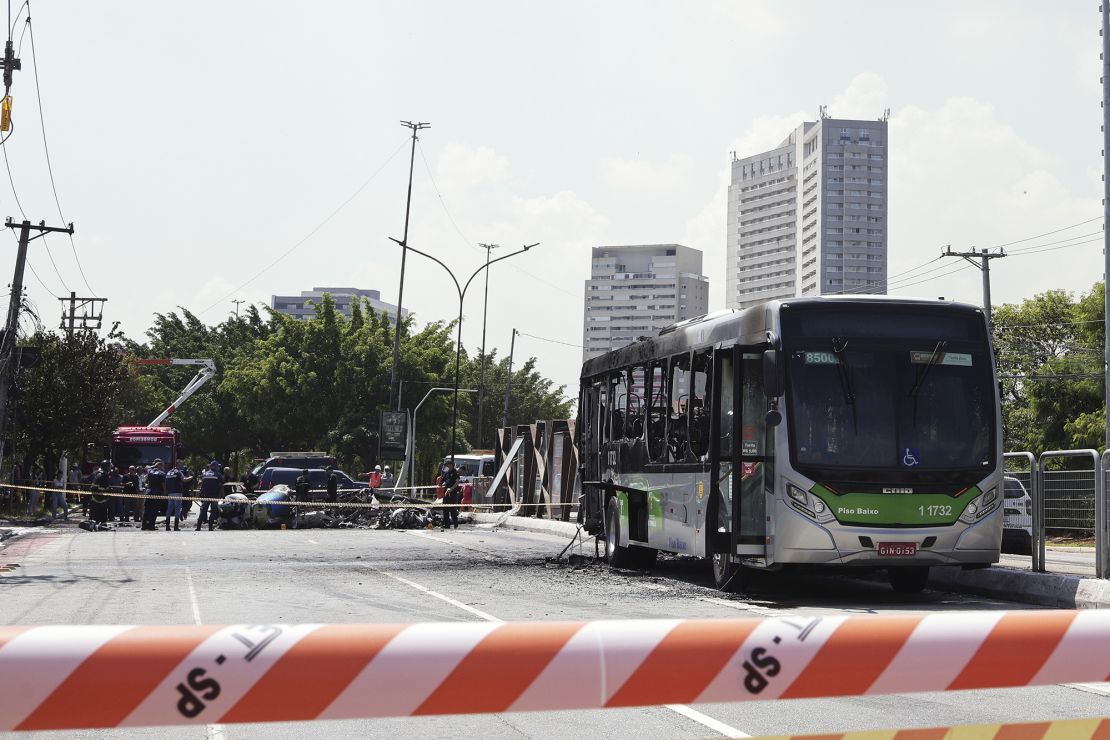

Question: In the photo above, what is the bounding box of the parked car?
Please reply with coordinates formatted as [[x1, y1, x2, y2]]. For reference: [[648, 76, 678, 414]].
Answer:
[[1002, 475, 1033, 555], [441, 454, 496, 506], [254, 466, 366, 501], [248, 452, 337, 479]]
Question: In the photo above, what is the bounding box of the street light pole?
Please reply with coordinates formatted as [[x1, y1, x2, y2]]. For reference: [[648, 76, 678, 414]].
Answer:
[[389, 241, 538, 465], [476, 242, 500, 449], [389, 120, 430, 411], [405, 386, 477, 491]]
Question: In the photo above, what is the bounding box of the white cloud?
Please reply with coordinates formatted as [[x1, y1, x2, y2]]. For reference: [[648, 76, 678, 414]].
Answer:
[[887, 96, 1100, 305], [828, 73, 889, 120], [682, 73, 1100, 315], [435, 143, 511, 196], [599, 154, 692, 194]]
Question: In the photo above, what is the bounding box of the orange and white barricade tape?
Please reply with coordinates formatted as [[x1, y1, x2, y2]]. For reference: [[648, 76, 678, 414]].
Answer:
[[0, 610, 1108, 731], [756, 717, 1110, 739]]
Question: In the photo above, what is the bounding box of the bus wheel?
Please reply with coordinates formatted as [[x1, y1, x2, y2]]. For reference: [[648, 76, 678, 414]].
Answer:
[[888, 566, 930, 594], [604, 498, 656, 569], [711, 552, 742, 592]]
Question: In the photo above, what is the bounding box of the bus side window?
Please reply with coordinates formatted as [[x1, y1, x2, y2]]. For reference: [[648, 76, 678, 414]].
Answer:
[[597, 382, 609, 445], [627, 366, 645, 440], [719, 354, 735, 457], [668, 353, 691, 462], [690, 350, 712, 459], [647, 361, 667, 461], [613, 372, 629, 439]]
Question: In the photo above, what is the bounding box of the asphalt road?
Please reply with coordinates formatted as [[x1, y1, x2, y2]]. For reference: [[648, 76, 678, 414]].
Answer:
[[0, 521, 1107, 739]]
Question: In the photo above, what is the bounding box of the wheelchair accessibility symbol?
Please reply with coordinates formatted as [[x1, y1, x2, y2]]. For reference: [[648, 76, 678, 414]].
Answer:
[[903, 448, 920, 467]]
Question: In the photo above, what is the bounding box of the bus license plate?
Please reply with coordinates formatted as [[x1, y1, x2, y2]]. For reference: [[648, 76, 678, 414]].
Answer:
[[878, 542, 917, 557]]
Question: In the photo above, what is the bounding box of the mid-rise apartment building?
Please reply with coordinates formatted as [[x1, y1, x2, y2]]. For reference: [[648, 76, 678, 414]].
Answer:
[[727, 115, 888, 309], [582, 244, 709, 362], [271, 287, 406, 323]]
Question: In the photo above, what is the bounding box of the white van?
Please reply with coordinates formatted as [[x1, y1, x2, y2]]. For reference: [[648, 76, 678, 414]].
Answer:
[[1002, 476, 1032, 554]]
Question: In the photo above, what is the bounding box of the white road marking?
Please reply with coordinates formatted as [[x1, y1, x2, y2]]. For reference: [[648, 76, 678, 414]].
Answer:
[[307, 539, 319, 545], [184, 566, 203, 627], [374, 569, 504, 623], [372, 562, 750, 738], [1064, 682, 1110, 697], [665, 704, 751, 738], [185, 567, 226, 740]]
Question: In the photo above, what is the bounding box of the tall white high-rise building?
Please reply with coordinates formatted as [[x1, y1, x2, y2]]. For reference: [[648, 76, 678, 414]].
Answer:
[[582, 244, 709, 361], [726, 115, 888, 309]]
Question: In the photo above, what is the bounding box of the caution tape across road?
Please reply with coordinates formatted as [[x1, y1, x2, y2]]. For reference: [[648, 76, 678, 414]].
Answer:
[[0, 610, 1108, 731]]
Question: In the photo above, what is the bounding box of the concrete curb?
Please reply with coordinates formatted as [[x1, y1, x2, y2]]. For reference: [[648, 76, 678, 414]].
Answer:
[[473, 512, 582, 539], [927, 565, 1110, 609], [480, 513, 1110, 608]]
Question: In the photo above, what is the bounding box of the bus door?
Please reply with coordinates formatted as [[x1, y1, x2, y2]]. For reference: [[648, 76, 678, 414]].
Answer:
[[581, 382, 604, 483], [708, 348, 735, 555], [735, 349, 770, 555]]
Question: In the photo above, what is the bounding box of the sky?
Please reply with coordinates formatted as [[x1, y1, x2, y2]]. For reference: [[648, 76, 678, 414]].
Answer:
[[0, 1, 1103, 399]]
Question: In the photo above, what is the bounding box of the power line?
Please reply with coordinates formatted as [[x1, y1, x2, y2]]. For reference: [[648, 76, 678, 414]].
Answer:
[[2, 141, 63, 296], [198, 137, 410, 316], [416, 138, 476, 250], [26, 14, 94, 296], [986, 215, 1102, 250], [517, 330, 583, 349], [1007, 236, 1102, 257], [1007, 230, 1102, 254]]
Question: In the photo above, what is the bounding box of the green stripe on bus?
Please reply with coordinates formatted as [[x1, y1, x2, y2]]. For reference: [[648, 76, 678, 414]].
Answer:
[[808, 484, 981, 526]]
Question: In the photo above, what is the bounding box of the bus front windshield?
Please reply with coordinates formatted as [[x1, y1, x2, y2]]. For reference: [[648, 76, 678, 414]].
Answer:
[[788, 344, 993, 471], [113, 444, 174, 469]]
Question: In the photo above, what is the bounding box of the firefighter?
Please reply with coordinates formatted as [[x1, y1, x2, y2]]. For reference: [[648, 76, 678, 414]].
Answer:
[[440, 462, 460, 531], [88, 461, 112, 527], [293, 468, 312, 528]]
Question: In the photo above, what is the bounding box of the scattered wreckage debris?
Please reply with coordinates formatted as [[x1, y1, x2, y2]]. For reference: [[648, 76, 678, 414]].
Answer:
[[74, 485, 468, 532]]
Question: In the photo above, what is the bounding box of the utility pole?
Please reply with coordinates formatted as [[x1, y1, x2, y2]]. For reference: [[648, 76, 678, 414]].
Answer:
[[1102, 1, 1110, 449], [476, 242, 500, 446], [389, 119, 430, 411], [0, 218, 74, 475], [58, 291, 105, 337], [0, 2, 20, 133], [502, 327, 517, 429], [231, 299, 244, 318], [941, 246, 1006, 330]]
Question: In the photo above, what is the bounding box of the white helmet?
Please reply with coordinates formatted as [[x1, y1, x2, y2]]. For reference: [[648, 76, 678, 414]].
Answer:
[[374, 465, 382, 471], [383, 465, 391, 471]]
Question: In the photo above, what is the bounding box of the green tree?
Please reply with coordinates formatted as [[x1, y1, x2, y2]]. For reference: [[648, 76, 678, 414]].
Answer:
[[462, 350, 573, 449], [10, 330, 133, 475], [993, 283, 1105, 452]]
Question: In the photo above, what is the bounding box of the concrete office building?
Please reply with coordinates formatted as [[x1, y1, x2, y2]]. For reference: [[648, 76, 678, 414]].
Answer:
[[582, 244, 709, 361], [270, 287, 407, 323], [726, 114, 888, 309]]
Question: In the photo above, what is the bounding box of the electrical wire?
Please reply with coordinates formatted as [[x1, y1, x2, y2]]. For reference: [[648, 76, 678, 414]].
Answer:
[[2, 122, 64, 296], [986, 215, 1103, 250], [1007, 240, 1101, 260], [416, 138, 476, 250], [197, 137, 411, 316], [27, 14, 91, 296], [517, 330, 583, 349], [1007, 230, 1102, 253]]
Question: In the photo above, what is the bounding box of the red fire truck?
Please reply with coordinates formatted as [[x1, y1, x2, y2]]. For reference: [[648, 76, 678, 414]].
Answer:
[[107, 359, 216, 470]]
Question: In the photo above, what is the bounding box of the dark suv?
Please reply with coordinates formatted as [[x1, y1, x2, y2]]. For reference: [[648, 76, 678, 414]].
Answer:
[[249, 453, 337, 478], [255, 467, 366, 500]]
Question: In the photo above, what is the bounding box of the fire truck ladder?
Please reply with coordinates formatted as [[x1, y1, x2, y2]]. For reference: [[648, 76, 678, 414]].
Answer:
[[131, 358, 217, 427]]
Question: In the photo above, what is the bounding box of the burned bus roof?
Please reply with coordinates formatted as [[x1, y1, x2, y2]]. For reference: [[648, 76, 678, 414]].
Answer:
[[580, 296, 984, 380]]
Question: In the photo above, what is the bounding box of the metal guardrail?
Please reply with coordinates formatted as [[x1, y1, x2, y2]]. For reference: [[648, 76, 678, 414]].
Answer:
[[1038, 449, 1104, 578]]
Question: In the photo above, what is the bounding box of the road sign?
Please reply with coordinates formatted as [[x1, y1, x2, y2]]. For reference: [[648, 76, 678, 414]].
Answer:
[[379, 410, 407, 459]]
